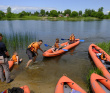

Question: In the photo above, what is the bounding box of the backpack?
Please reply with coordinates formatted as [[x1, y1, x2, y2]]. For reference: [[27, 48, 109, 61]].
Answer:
[[8, 87, 24, 93]]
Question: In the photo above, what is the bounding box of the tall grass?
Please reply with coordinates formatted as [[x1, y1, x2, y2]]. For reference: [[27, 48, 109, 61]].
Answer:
[[97, 41, 110, 55], [2, 32, 37, 53], [86, 67, 103, 93]]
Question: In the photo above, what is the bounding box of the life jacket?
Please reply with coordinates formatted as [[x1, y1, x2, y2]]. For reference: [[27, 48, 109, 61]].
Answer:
[[54, 43, 60, 48], [12, 55, 17, 62], [28, 42, 39, 52], [100, 53, 106, 60], [70, 36, 75, 41]]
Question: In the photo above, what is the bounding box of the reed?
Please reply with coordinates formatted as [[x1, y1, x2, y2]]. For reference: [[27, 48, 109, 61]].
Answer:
[[2, 32, 37, 54]]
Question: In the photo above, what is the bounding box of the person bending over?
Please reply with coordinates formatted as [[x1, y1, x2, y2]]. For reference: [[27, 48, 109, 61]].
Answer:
[[26, 40, 44, 68]]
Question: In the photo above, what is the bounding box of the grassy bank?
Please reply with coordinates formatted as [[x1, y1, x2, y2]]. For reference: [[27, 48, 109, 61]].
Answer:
[[97, 41, 110, 55], [1, 16, 100, 21], [86, 67, 103, 93]]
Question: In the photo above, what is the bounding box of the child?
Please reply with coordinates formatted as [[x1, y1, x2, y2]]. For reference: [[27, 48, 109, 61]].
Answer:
[[11, 51, 22, 65], [51, 38, 62, 52], [69, 33, 75, 44]]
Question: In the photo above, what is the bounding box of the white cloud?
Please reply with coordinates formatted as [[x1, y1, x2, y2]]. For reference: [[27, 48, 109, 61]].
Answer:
[[0, 5, 56, 13]]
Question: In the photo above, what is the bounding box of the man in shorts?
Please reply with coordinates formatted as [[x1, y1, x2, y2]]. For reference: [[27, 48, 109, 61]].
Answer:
[[26, 40, 44, 68]]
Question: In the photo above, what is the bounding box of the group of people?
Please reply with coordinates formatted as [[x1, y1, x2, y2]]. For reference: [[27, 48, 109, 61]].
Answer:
[[26, 33, 75, 68], [0, 33, 75, 83]]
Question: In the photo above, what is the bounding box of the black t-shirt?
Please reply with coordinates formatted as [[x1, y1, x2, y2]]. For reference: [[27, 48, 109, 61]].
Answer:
[[0, 42, 7, 58]]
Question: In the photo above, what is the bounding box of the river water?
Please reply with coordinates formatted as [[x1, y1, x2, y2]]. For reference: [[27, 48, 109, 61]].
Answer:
[[0, 20, 110, 93]]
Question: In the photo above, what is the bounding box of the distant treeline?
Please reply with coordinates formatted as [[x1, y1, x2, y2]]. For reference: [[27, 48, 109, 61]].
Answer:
[[0, 7, 110, 19]]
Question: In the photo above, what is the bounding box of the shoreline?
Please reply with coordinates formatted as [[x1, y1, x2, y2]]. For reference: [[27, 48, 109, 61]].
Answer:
[[0, 16, 104, 21]]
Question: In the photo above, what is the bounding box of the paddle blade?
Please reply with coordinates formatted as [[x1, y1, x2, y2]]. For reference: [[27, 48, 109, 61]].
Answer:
[[61, 38, 65, 40], [62, 49, 68, 51], [44, 44, 49, 47], [79, 40, 85, 42]]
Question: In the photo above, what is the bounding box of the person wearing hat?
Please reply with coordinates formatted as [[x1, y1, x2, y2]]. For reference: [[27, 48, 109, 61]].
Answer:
[[0, 33, 13, 83]]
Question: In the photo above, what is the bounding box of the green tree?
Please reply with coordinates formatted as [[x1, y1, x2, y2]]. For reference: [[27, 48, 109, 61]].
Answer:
[[98, 7, 104, 12], [18, 13, 23, 18], [50, 10, 58, 17], [108, 12, 110, 16], [96, 12, 104, 19], [58, 11, 61, 14], [6, 12, 12, 18], [46, 11, 49, 15], [34, 11, 39, 16], [21, 11, 27, 16], [91, 12, 97, 17], [0, 11, 5, 19], [7, 7, 11, 13], [104, 15, 110, 19], [18, 11, 28, 18], [64, 9, 71, 16], [71, 11, 78, 17], [84, 9, 92, 17], [79, 10, 82, 16], [40, 9, 45, 16]]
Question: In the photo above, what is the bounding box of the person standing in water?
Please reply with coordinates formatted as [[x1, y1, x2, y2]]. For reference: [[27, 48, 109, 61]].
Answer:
[[26, 40, 44, 68], [0, 33, 13, 83]]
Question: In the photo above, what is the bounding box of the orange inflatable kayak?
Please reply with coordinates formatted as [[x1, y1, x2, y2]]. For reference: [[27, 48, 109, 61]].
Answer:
[[1, 85, 30, 93], [55, 75, 86, 93], [43, 39, 80, 57], [8, 61, 14, 70], [3, 61, 14, 73], [88, 44, 110, 80], [90, 73, 110, 93]]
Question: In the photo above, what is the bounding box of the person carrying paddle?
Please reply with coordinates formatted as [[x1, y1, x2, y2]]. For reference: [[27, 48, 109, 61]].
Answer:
[[51, 38, 64, 52], [26, 40, 44, 68], [69, 33, 75, 44], [0, 33, 13, 83]]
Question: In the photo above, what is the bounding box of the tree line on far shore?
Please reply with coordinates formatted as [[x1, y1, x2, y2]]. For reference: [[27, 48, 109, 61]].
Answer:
[[0, 7, 110, 19]]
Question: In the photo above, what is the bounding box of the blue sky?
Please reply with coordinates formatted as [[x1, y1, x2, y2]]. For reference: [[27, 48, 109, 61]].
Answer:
[[0, 0, 110, 14]]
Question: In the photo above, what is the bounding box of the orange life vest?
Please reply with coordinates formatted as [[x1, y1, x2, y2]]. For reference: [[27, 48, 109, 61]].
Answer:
[[70, 36, 75, 41], [12, 55, 17, 62], [54, 43, 60, 48], [100, 53, 106, 60], [28, 42, 40, 52]]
